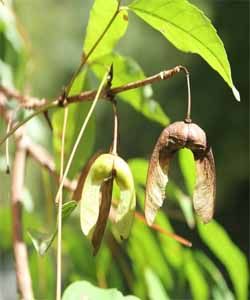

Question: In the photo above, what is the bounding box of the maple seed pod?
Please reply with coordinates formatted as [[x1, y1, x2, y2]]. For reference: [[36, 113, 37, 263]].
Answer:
[[75, 153, 136, 254], [145, 121, 216, 225]]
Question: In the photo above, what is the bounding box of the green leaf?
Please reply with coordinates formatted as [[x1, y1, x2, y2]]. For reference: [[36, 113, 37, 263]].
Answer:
[[52, 70, 95, 179], [129, 0, 240, 101], [178, 148, 196, 196], [155, 212, 183, 269], [62, 281, 141, 300], [184, 250, 209, 300], [167, 181, 195, 228], [198, 220, 249, 300], [144, 268, 170, 300], [128, 218, 174, 290], [92, 53, 169, 125], [195, 251, 235, 300], [83, 0, 128, 63], [128, 158, 148, 186], [0, 5, 24, 52], [0, 59, 14, 87], [28, 201, 77, 255]]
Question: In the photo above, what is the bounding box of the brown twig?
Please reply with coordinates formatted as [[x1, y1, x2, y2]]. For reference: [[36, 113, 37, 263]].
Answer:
[[0, 65, 186, 146], [11, 136, 34, 299], [0, 66, 181, 110]]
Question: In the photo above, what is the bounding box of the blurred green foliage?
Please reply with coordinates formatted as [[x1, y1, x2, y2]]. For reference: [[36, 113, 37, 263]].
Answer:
[[0, 0, 249, 299]]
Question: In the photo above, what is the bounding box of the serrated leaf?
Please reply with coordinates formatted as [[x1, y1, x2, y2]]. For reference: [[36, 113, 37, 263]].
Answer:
[[198, 220, 248, 300], [62, 281, 141, 300], [83, 0, 128, 63], [91, 53, 169, 126], [129, 0, 240, 100], [52, 70, 95, 179]]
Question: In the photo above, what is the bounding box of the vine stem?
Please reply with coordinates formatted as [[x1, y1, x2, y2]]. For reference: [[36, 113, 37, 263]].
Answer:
[[56, 107, 68, 300], [54, 70, 110, 203]]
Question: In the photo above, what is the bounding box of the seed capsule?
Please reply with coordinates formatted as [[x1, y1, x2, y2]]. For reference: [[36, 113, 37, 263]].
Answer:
[[145, 121, 216, 225]]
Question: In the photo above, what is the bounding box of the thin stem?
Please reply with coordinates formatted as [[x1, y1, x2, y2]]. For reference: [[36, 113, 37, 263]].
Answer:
[[5, 117, 11, 173], [178, 66, 192, 123], [56, 107, 68, 300], [0, 66, 182, 146], [65, 1, 121, 96], [134, 212, 192, 247], [0, 101, 58, 146], [111, 101, 119, 155], [55, 70, 110, 203], [11, 138, 34, 299]]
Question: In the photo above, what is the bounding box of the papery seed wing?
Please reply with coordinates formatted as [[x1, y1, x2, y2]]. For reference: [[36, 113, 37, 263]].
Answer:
[[113, 156, 136, 240], [80, 175, 101, 236], [73, 151, 103, 202], [145, 130, 174, 225], [193, 147, 216, 223], [114, 189, 136, 240], [80, 154, 114, 236], [92, 175, 114, 255]]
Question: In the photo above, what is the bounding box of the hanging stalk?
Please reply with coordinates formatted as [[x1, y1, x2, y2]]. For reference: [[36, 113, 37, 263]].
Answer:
[[56, 107, 68, 300]]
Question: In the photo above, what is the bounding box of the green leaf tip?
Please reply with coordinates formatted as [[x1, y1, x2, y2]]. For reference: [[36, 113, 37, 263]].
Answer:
[[232, 85, 241, 102], [129, 0, 240, 101]]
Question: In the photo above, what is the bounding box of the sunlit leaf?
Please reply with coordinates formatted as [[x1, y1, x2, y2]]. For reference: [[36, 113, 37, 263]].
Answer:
[[83, 0, 128, 63], [91, 53, 169, 126], [178, 148, 196, 196], [167, 181, 195, 228], [144, 268, 170, 300], [195, 251, 235, 300], [128, 218, 174, 290], [184, 250, 209, 300], [62, 281, 141, 300], [128, 158, 148, 186], [155, 212, 183, 269], [198, 220, 248, 300], [129, 0, 240, 100]]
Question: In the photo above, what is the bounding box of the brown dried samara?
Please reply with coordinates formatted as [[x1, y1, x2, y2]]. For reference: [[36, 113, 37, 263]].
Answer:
[[145, 121, 216, 225]]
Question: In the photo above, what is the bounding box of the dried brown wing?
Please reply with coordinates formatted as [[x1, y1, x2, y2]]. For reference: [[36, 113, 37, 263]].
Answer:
[[73, 151, 103, 202], [145, 128, 174, 225], [92, 174, 114, 255], [193, 147, 216, 223]]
